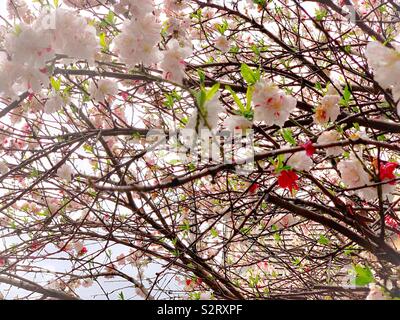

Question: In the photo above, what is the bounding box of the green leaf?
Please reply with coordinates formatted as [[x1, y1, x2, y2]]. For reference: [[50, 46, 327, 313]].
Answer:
[[281, 129, 296, 146], [50, 77, 61, 92], [315, 8, 328, 21], [179, 220, 191, 232], [225, 85, 245, 112], [377, 134, 387, 141], [215, 19, 229, 35], [118, 292, 125, 300], [318, 235, 330, 245], [352, 264, 374, 286], [197, 69, 205, 85], [105, 10, 115, 25], [196, 89, 207, 109], [240, 63, 259, 85], [210, 228, 218, 238], [206, 83, 220, 101], [245, 86, 254, 112], [99, 32, 108, 50], [340, 84, 352, 107], [353, 122, 360, 131]]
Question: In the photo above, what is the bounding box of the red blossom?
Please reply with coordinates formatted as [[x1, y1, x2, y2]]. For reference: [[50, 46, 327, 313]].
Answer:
[[278, 170, 299, 193], [301, 140, 316, 157], [119, 92, 129, 101], [30, 241, 41, 251], [0, 257, 5, 267], [379, 162, 397, 184], [249, 183, 260, 194], [385, 215, 399, 229], [185, 279, 192, 286], [78, 247, 88, 256]]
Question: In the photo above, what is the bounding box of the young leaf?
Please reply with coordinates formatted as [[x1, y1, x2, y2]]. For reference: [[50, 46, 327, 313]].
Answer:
[[206, 83, 220, 101], [240, 63, 259, 85], [50, 77, 61, 92], [226, 85, 245, 112], [246, 86, 254, 112], [352, 264, 374, 286], [281, 129, 296, 146]]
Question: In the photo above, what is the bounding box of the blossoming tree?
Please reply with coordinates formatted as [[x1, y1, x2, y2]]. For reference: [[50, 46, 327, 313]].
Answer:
[[0, 0, 399, 300]]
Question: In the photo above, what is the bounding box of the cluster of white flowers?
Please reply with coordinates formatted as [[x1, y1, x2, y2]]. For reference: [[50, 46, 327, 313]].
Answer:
[[113, 12, 161, 67], [337, 154, 394, 200], [160, 39, 192, 84], [88, 79, 119, 103], [6, 0, 33, 23], [223, 115, 252, 131], [286, 151, 313, 171], [44, 92, 67, 114], [0, 8, 99, 99], [252, 79, 297, 127], [214, 35, 231, 53], [317, 130, 343, 156], [314, 93, 340, 125], [57, 163, 74, 182], [113, 0, 155, 16], [47, 9, 99, 64], [366, 41, 400, 114]]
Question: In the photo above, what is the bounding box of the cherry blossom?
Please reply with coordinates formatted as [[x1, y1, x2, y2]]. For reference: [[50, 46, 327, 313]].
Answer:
[[317, 130, 343, 157], [223, 115, 252, 131], [113, 0, 154, 16], [314, 94, 340, 125], [214, 36, 231, 53], [366, 42, 400, 91], [44, 92, 67, 114], [301, 141, 315, 157], [88, 79, 118, 103], [160, 39, 192, 84], [56, 164, 74, 182], [0, 161, 8, 176], [287, 151, 313, 172], [113, 14, 161, 68], [253, 79, 297, 127]]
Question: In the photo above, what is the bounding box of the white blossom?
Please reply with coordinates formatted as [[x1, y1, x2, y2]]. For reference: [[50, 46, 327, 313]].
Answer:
[[223, 115, 252, 131], [366, 42, 400, 89], [57, 164, 74, 182], [317, 130, 343, 156], [44, 92, 66, 114], [88, 79, 118, 103], [214, 36, 231, 53], [0, 161, 9, 176], [337, 155, 387, 201], [366, 284, 388, 300], [113, 15, 161, 68], [113, 0, 154, 17], [287, 151, 313, 171], [160, 39, 192, 84], [314, 94, 340, 124], [252, 80, 297, 127], [43, 9, 99, 64]]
